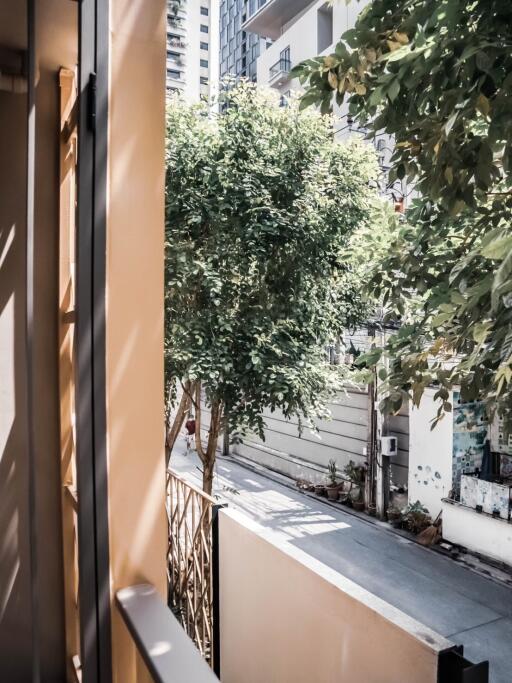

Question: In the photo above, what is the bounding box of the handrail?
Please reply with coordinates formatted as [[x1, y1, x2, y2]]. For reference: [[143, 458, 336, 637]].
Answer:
[[116, 584, 219, 683], [269, 57, 291, 78], [167, 467, 217, 505]]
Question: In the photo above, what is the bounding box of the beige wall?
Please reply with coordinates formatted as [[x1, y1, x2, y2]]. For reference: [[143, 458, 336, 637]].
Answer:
[[0, 1, 77, 679], [219, 508, 453, 683], [107, 0, 167, 681]]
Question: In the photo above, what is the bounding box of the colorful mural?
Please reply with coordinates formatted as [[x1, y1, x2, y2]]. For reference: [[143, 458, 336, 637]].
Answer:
[[452, 391, 488, 497]]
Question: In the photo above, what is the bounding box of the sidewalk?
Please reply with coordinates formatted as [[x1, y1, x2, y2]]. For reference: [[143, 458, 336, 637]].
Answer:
[[170, 444, 512, 683]]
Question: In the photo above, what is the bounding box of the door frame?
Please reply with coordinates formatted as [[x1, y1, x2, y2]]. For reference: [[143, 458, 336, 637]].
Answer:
[[76, 1, 112, 681]]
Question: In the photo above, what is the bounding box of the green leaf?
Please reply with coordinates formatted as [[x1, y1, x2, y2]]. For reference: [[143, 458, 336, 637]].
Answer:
[[481, 235, 512, 260]]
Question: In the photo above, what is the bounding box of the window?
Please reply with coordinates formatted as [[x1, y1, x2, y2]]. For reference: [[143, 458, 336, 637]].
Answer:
[[200, 59, 209, 68], [200, 6, 209, 15], [167, 69, 181, 80], [200, 76, 209, 85], [200, 41, 209, 50], [167, 50, 181, 60], [200, 24, 209, 33], [317, 3, 333, 53]]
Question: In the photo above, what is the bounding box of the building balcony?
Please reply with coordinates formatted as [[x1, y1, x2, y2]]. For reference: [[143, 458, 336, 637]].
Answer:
[[168, 36, 187, 50], [243, 0, 314, 40], [268, 56, 291, 87]]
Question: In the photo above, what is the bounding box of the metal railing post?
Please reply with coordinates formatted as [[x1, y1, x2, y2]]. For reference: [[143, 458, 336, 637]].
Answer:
[[211, 503, 227, 678]]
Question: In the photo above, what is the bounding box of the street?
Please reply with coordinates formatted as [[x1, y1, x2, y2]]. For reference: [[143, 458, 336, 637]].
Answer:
[[171, 445, 512, 683]]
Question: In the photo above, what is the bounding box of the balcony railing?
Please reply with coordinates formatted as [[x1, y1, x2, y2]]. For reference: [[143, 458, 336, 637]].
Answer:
[[269, 57, 291, 86], [166, 469, 224, 672], [169, 37, 187, 49]]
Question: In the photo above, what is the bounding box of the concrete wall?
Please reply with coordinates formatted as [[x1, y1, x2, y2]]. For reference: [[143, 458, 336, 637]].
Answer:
[[443, 500, 512, 568], [219, 507, 454, 683], [409, 388, 454, 518], [232, 389, 369, 483], [107, 1, 167, 681], [231, 388, 409, 488], [0, 2, 77, 679]]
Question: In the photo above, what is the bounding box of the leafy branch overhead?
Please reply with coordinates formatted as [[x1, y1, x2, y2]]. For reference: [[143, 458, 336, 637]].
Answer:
[[295, 0, 512, 420]]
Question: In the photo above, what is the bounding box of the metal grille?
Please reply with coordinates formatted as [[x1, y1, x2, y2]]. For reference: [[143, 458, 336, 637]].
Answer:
[[166, 469, 216, 666]]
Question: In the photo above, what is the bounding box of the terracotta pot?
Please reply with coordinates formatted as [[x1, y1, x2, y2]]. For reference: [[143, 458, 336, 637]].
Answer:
[[326, 487, 339, 501], [314, 484, 326, 496], [352, 500, 365, 512]]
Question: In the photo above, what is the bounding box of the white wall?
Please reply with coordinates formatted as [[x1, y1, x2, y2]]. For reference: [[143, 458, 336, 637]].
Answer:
[[408, 388, 454, 518], [443, 501, 512, 567], [219, 508, 454, 683], [166, 0, 219, 103], [257, 0, 370, 93]]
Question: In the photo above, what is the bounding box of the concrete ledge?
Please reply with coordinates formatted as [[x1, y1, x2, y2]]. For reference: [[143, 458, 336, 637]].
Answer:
[[219, 508, 460, 683], [443, 499, 512, 568]]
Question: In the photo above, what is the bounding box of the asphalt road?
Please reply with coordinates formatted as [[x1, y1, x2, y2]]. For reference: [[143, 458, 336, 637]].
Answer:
[[171, 445, 512, 683]]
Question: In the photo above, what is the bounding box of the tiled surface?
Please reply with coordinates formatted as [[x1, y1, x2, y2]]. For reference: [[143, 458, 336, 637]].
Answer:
[[452, 392, 488, 496]]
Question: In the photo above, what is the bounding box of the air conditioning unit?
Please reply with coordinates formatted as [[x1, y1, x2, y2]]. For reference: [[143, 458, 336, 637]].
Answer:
[[381, 436, 398, 457]]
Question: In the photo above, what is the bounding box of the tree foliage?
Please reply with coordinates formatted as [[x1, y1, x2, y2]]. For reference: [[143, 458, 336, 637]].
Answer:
[[295, 0, 512, 420], [165, 84, 382, 489]]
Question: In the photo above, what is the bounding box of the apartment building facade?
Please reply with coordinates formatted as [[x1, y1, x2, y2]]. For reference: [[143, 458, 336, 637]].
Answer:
[[166, 0, 220, 102], [219, 0, 269, 83], [245, 0, 401, 194], [245, 0, 366, 97]]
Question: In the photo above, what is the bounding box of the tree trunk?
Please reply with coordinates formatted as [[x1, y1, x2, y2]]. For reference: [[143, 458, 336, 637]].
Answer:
[[193, 381, 223, 495], [202, 460, 215, 496], [165, 379, 191, 466]]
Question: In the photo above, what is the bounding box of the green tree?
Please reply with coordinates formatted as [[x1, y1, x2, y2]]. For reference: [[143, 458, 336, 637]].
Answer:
[[165, 84, 381, 492], [295, 0, 512, 420]]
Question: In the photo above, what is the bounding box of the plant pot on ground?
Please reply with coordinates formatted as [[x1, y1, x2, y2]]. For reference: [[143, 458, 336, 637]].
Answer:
[[325, 459, 341, 501], [338, 487, 350, 504], [352, 498, 365, 512], [386, 505, 402, 528], [348, 480, 365, 512], [314, 484, 326, 496], [326, 486, 340, 501]]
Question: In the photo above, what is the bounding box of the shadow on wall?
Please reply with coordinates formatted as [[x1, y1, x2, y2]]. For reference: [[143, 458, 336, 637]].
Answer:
[[0, 82, 33, 680]]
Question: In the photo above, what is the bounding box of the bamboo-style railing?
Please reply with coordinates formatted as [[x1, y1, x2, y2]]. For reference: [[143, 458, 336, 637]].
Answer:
[[166, 469, 217, 667]]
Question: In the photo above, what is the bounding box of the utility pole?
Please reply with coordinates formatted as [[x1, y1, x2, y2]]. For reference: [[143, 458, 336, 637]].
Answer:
[[375, 327, 390, 520]]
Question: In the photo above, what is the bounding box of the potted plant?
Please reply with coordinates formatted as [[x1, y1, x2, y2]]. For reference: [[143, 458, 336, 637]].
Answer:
[[351, 487, 365, 511], [343, 460, 366, 510], [338, 480, 351, 505], [386, 505, 402, 528], [401, 501, 431, 534], [326, 459, 341, 501]]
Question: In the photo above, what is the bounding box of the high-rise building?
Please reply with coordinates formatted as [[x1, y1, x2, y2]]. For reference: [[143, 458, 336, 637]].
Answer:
[[244, 0, 366, 98], [219, 0, 269, 83], [166, 0, 220, 103], [244, 1, 405, 200]]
